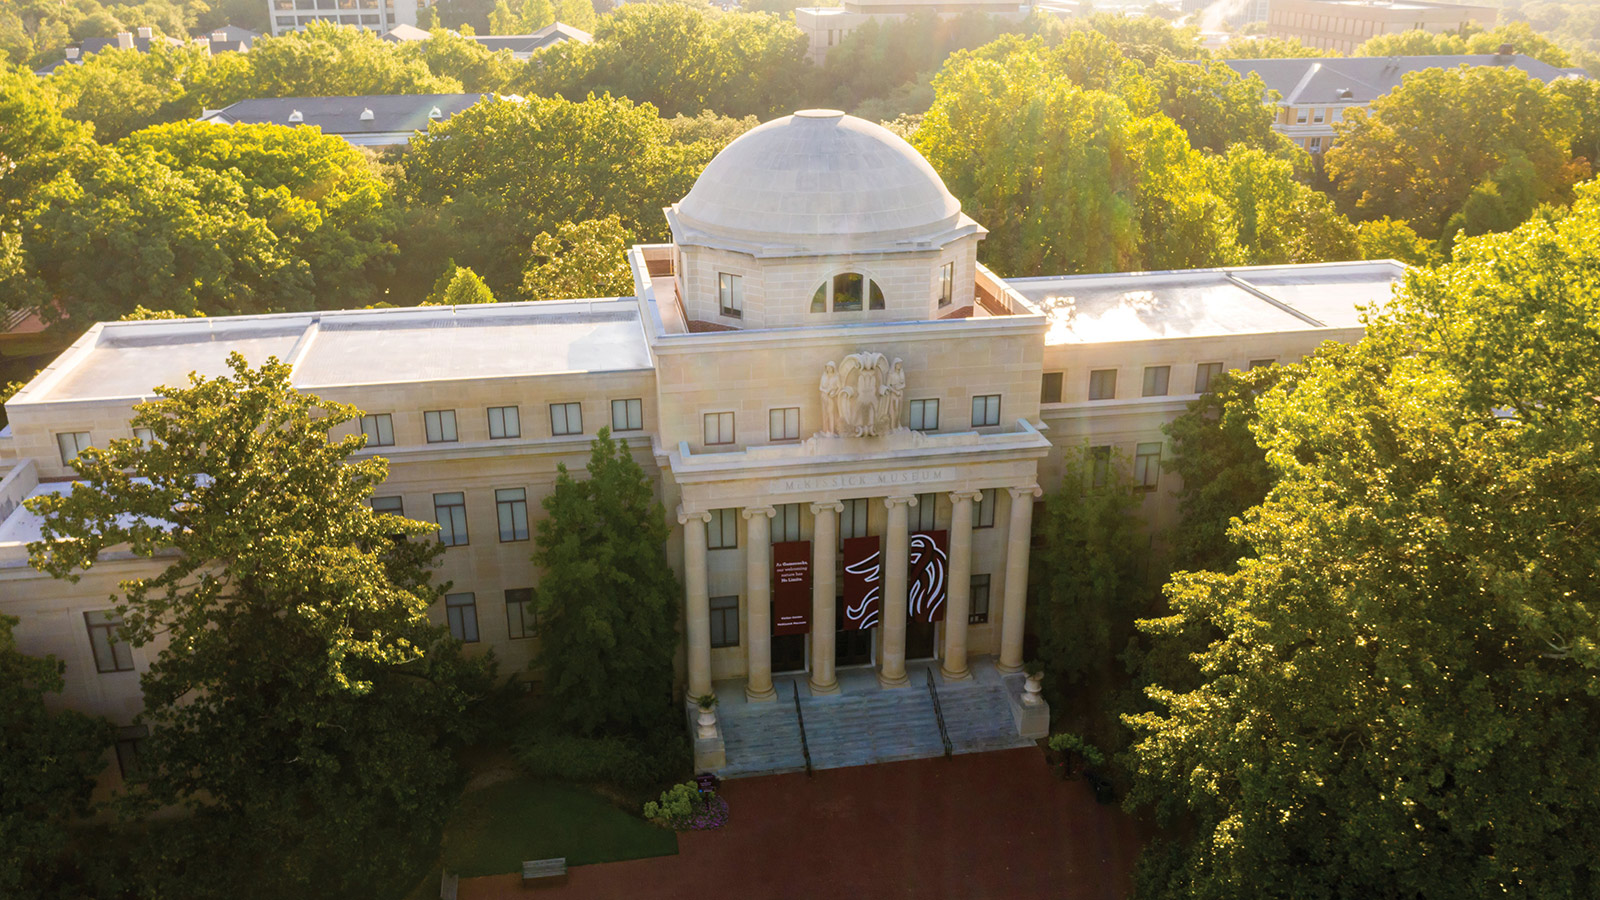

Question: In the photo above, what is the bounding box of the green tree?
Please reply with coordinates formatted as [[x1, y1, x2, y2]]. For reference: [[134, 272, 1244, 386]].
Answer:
[[1324, 65, 1582, 240], [812, 10, 1018, 120], [1356, 216, 1441, 265], [1213, 36, 1324, 58], [44, 41, 213, 142], [1548, 75, 1600, 170], [1145, 57, 1286, 155], [1031, 448, 1149, 691], [520, 215, 634, 301], [1209, 145, 1358, 264], [398, 27, 518, 91], [0, 614, 112, 899], [554, 0, 595, 31], [398, 94, 707, 297], [1354, 21, 1573, 66], [194, 22, 461, 109], [1352, 28, 1468, 57], [532, 428, 680, 737], [423, 263, 497, 304], [1126, 191, 1600, 900], [26, 354, 493, 900]]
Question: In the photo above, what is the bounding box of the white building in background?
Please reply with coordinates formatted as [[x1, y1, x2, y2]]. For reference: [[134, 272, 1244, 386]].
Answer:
[[794, 0, 1032, 64], [198, 93, 493, 147], [268, 0, 431, 36], [0, 110, 1402, 784]]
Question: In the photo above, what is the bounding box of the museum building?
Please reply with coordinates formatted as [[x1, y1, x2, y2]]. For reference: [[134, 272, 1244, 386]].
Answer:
[[0, 110, 1403, 779]]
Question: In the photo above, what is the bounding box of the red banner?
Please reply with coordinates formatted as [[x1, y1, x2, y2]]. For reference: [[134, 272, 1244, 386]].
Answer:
[[842, 535, 882, 630], [908, 530, 948, 623], [772, 540, 811, 635]]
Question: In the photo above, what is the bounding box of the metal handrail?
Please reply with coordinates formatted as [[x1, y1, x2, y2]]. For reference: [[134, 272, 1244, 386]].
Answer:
[[792, 681, 814, 775], [926, 668, 953, 757]]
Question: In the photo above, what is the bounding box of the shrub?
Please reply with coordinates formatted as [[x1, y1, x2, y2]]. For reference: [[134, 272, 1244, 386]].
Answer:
[[514, 726, 690, 789], [1048, 732, 1106, 779], [643, 782, 728, 831]]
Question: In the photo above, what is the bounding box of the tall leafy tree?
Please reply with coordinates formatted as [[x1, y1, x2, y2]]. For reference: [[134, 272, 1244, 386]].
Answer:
[[520, 215, 634, 301], [1324, 65, 1582, 240], [0, 615, 112, 899], [1213, 36, 1323, 58], [532, 428, 680, 737], [1127, 188, 1600, 900], [1209, 145, 1358, 264], [423, 263, 498, 305], [397, 27, 518, 92], [26, 355, 493, 900], [44, 41, 213, 142]]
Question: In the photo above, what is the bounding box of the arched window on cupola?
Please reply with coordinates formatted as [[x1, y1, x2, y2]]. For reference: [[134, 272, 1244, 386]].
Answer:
[[811, 273, 885, 313]]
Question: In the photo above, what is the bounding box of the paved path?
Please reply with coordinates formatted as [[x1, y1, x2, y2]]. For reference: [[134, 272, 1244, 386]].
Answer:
[[459, 747, 1140, 900]]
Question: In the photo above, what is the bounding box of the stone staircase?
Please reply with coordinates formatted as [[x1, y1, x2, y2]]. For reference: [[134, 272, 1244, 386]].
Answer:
[[713, 660, 1036, 779]]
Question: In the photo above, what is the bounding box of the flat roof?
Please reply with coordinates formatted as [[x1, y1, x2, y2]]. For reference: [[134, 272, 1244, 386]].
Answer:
[[14, 300, 652, 405], [1005, 261, 1403, 344]]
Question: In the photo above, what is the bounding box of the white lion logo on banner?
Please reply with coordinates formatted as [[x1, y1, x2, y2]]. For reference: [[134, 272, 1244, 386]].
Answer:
[[819, 352, 906, 438], [907, 532, 948, 622]]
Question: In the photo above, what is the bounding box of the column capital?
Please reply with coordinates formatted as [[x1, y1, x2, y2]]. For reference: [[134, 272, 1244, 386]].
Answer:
[[947, 490, 983, 505], [1007, 484, 1044, 500], [883, 495, 919, 509], [677, 506, 712, 525], [808, 499, 845, 515], [742, 505, 777, 520]]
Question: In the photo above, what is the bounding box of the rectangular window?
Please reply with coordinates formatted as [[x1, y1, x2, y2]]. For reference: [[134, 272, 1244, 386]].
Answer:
[[1090, 445, 1112, 490], [938, 262, 954, 307], [446, 592, 479, 643], [1312, 108, 1325, 124], [1134, 442, 1162, 492], [487, 406, 520, 439], [115, 724, 148, 778], [371, 495, 404, 515], [434, 492, 469, 546], [1089, 369, 1117, 401], [610, 398, 643, 432], [773, 503, 802, 542], [703, 411, 735, 445], [57, 432, 91, 465], [424, 409, 458, 443], [769, 407, 800, 442], [1296, 108, 1309, 124], [1040, 372, 1063, 404], [841, 498, 870, 540], [909, 398, 940, 432], [710, 596, 740, 648], [132, 426, 155, 445], [1142, 366, 1170, 397], [360, 414, 394, 447], [707, 508, 739, 550], [971, 394, 1000, 428], [1249, 358, 1276, 370], [84, 610, 134, 673], [1194, 362, 1224, 393], [969, 574, 991, 625], [496, 488, 529, 542], [913, 493, 937, 532], [550, 402, 582, 436], [1309, 137, 1323, 153], [973, 488, 996, 529], [505, 588, 534, 639], [718, 272, 743, 318]]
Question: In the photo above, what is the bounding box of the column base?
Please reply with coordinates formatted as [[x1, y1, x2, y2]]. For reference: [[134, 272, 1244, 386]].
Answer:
[[939, 663, 972, 682], [808, 676, 840, 696], [995, 660, 1024, 674], [744, 682, 778, 702], [877, 669, 910, 689]]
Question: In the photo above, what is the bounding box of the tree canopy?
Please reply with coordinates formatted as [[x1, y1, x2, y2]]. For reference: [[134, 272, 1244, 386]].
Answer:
[[1126, 185, 1600, 900], [26, 354, 493, 899]]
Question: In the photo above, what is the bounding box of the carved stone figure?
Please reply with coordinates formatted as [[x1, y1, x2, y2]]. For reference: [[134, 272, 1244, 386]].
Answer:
[[821, 351, 905, 438]]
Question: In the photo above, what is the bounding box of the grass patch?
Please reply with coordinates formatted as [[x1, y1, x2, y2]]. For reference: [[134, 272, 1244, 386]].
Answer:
[[441, 776, 678, 877]]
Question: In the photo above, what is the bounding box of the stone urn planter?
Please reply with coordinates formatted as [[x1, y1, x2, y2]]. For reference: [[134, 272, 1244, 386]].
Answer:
[[693, 693, 719, 739], [1022, 663, 1044, 707]]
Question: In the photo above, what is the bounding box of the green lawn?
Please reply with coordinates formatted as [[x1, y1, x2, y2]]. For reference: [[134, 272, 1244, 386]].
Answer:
[[441, 776, 678, 877]]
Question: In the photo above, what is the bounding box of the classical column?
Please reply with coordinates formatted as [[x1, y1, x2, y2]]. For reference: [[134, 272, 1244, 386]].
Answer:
[[678, 508, 713, 701], [743, 506, 777, 702], [998, 485, 1042, 673], [809, 500, 843, 695], [879, 495, 916, 688], [941, 490, 982, 681]]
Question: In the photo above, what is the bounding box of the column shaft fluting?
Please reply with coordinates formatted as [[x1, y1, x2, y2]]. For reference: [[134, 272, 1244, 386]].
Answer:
[[879, 496, 914, 688], [998, 486, 1039, 673], [744, 507, 777, 701], [809, 501, 842, 695], [941, 491, 979, 681], [680, 509, 713, 700]]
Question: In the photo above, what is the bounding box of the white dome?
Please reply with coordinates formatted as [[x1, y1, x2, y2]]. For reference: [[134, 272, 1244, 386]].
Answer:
[[670, 110, 970, 254]]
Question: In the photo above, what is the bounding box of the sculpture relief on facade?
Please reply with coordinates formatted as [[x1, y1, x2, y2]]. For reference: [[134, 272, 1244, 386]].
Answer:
[[819, 352, 906, 438]]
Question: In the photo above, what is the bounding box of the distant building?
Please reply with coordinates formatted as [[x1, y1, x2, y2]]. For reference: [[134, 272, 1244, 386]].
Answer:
[[269, 0, 432, 36], [794, 0, 1031, 64], [202, 24, 262, 54], [1217, 52, 1587, 154], [34, 26, 184, 75], [197, 93, 492, 147], [1267, 0, 1496, 55], [379, 21, 593, 59]]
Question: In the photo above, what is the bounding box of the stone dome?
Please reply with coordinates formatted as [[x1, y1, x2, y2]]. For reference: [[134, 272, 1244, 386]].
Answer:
[[669, 110, 972, 254]]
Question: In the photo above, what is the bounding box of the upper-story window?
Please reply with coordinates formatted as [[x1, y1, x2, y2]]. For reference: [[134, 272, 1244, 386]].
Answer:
[[550, 402, 582, 436], [1194, 362, 1224, 393], [1143, 366, 1170, 397], [971, 394, 1001, 428], [611, 398, 644, 432], [938, 262, 954, 307], [719, 273, 743, 318], [704, 412, 736, 446], [424, 410, 458, 443], [57, 432, 92, 465], [132, 426, 156, 445], [488, 406, 520, 439], [1040, 372, 1063, 404], [361, 414, 394, 447], [1089, 369, 1117, 401], [1296, 108, 1309, 124], [909, 398, 940, 432], [769, 407, 800, 442], [811, 272, 885, 313]]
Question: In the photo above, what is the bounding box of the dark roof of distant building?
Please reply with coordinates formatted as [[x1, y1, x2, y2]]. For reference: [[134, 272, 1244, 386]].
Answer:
[[197, 94, 493, 145], [1214, 54, 1588, 105], [35, 31, 187, 74], [380, 21, 592, 55], [200, 24, 261, 54]]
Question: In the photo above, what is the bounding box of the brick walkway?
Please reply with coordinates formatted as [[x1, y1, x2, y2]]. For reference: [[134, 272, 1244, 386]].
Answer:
[[459, 746, 1140, 900]]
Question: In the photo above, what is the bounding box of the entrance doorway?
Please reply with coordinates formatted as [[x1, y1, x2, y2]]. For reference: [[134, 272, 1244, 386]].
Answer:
[[835, 596, 873, 667], [772, 633, 807, 674], [906, 620, 937, 660]]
